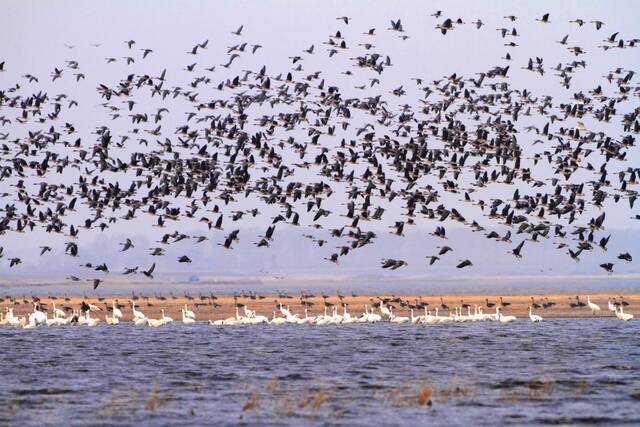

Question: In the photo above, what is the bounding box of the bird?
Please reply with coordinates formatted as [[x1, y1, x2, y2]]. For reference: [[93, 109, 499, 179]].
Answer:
[[496, 307, 516, 323], [615, 306, 634, 321], [536, 13, 550, 23], [435, 18, 453, 35], [600, 263, 614, 273], [528, 306, 543, 322], [618, 253, 632, 262], [142, 263, 156, 278], [381, 259, 408, 270], [426, 256, 440, 266], [586, 296, 601, 314], [511, 241, 525, 258], [456, 259, 473, 269], [120, 238, 134, 252], [182, 308, 195, 324], [123, 266, 138, 275]]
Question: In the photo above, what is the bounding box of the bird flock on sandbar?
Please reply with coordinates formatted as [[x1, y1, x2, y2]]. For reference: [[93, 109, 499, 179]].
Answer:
[[0, 11, 638, 286], [0, 292, 634, 329]]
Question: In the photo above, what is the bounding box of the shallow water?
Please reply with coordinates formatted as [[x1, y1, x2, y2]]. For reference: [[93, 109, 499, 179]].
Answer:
[[1, 319, 639, 426], [4, 276, 640, 297]]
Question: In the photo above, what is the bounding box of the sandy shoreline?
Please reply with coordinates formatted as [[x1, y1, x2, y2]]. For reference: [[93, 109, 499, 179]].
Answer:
[[1, 292, 636, 322]]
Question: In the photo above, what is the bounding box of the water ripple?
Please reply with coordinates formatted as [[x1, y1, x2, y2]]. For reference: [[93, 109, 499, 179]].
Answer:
[[0, 319, 638, 426]]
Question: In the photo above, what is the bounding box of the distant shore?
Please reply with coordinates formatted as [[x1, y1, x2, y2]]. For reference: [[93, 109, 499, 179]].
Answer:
[[2, 292, 636, 322]]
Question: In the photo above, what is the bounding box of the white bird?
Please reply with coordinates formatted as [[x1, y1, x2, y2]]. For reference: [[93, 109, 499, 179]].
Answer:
[[147, 317, 165, 327], [615, 306, 634, 321], [496, 307, 516, 323], [52, 302, 66, 318], [270, 311, 287, 325], [105, 311, 119, 325], [182, 308, 195, 324], [367, 306, 382, 322], [31, 303, 47, 325], [528, 306, 543, 322], [112, 301, 123, 318], [184, 304, 196, 319], [160, 309, 173, 323], [242, 305, 256, 318], [23, 318, 36, 329], [341, 305, 358, 324], [389, 306, 409, 323], [379, 303, 391, 319], [586, 296, 601, 314], [296, 308, 314, 324], [85, 310, 100, 327], [134, 316, 148, 326], [132, 302, 146, 320], [46, 312, 58, 327]]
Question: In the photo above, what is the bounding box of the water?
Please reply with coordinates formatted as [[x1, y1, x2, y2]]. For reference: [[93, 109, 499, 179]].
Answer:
[[1, 319, 639, 426], [4, 276, 640, 298]]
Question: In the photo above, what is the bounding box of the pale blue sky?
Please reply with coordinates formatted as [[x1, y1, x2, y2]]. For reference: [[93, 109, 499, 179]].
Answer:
[[0, 1, 639, 282]]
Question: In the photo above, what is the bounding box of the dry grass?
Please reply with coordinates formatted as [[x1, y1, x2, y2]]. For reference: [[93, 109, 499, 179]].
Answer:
[[527, 379, 555, 398], [145, 384, 171, 411], [4, 291, 635, 322], [312, 389, 325, 409], [418, 385, 433, 406], [242, 392, 260, 411]]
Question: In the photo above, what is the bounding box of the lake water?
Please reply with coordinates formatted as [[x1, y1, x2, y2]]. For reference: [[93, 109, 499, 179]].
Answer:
[[1, 319, 639, 426]]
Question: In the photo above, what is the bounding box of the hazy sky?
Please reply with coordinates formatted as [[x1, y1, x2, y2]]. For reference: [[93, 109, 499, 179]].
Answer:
[[1, 1, 639, 283]]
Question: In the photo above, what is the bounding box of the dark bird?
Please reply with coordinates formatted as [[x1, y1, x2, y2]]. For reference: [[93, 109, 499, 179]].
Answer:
[[437, 246, 453, 256], [600, 263, 614, 272], [511, 241, 525, 258], [456, 259, 473, 269], [123, 266, 138, 275], [143, 262, 156, 278], [536, 13, 550, 23], [120, 238, 134, 252], [618, 252, 632, 262], [426, 256, 440, 266]]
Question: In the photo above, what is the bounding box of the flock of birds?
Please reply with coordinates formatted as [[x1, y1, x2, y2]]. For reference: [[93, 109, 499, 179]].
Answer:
[[0, 292, 634, 329], [0, 11, 639, 284]]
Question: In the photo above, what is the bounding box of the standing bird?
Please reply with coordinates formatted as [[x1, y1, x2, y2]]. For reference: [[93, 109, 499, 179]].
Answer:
[[586, 296, 601, 314], [529, 306, 543, 322]]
